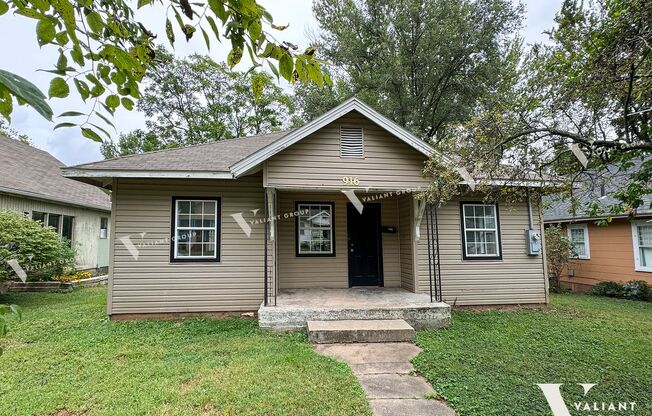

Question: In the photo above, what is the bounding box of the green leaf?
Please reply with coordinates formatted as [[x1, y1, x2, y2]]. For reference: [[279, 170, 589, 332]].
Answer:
[[96, 112, 116, 128], [267, 60, 279, 80], [0, 86, 13, 120], [227, 48, 243, 67], [105, 94, 120, 110], [251, 72, 265, 100], [54, 122, 76, 130], [181, 24, 195, 41], [36, 19, 56, 46], [85, 11, 104, 34], [70, 46, 84, 66], [56, 52, 68, 71], [0, 1, 9, 16], [279, 53, 293, 81], [48, 77, 69, 98], [208, 0, 228, 22], [58, 111, 85, 117], [306, 61, 323, 87], [249, 20, 262, 41], [74, 79, 90, 101], [165, 18, 175, 46], [201, 27, 210, 50], [81, 127, 103, 143], [137, 0, 152, 8], [120, 97, 134, 111], [0, 69, 53, 120], [205, 16, 220, 40]]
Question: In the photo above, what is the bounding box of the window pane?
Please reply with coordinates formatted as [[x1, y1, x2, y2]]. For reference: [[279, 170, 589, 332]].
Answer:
[[190, 201, 202, 214], [190, 243, 203, 256], [203, 201, 216, 215], [640, 247, 652, 267], [177, 214, 190, 227], [48, 214, 61, 232], [177, 201, 190, 214], [463, 204, 499, 257], [32, 211, 46, 224], [297, 203, 333, 254], [638, 225, 652, 247], [177, 243, 189, 256], [62, 216, 74, 240]]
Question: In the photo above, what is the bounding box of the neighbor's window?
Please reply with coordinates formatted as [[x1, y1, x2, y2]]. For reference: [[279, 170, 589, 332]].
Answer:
[[568, 224, 590, 259], [32, 211, 46, 224], [99, 217, 108, 239], [61, 216, 74, 241], [296, 202, 334, 256], [632, 221, 652, 272], [461, 203, 501, 259], [172, 197, 220, 262]]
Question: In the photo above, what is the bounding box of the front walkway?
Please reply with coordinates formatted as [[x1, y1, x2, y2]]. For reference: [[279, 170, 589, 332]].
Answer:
[[315, 343, 456, 416], [259, 287, 451, 330]]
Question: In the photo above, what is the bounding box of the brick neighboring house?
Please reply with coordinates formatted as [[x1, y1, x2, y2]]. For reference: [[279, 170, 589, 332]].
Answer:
[[543, 162, 652, 292]]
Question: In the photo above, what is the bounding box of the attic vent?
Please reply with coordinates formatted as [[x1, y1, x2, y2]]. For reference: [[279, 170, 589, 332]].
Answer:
[[340, 127, 364, 158]]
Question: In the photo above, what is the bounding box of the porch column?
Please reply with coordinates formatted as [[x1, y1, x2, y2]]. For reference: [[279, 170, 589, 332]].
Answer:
[[263, 187, 277, 307], [413, 198, 426, 240]]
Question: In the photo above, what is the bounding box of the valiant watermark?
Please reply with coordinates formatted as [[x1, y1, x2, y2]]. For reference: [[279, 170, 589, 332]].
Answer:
[[538, 384, 637, 416]]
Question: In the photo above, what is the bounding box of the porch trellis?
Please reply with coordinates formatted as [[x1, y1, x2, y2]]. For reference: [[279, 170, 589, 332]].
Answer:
[[425, 204, 443, 302]]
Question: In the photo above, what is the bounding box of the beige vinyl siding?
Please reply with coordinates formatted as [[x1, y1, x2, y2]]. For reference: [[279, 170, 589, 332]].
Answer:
[[398, 194, 415, 291], [110, 175, 268, 315], [416, 197, 547, 305], [0, 193, 109, 269], [264, 110, 431, 190], [276, 191, 402, 289]]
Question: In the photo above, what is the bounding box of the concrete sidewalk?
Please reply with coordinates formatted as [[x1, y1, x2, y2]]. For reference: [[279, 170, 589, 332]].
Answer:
[[315, 343, 456, 416]]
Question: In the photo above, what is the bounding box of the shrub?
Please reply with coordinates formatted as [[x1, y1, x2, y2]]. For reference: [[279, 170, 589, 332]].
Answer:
[[592, 280, 651, 301], [621, 280, 651, 301], [545, 226, 574, 293], [51, 270, 93, 283], [0, 210, 77, 281], [591, 281, 624, 297]]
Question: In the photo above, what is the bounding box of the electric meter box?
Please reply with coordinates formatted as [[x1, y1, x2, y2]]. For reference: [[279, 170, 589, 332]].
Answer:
[[527, 229, 541, 256]]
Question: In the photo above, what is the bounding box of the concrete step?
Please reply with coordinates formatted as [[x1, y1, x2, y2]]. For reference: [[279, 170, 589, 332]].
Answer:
[[307, 319, 415, 344]]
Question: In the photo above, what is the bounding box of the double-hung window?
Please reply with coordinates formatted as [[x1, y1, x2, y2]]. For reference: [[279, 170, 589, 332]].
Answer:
[[632, 220, 652, 272], [568, 224, 590, 259], [171, 197, 220, 262], [461, 203, 501, 259], [296, 202, 335, 256]]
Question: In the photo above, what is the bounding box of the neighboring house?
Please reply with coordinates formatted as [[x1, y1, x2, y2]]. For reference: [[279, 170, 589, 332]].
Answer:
[[0, 136, 111, 271], [544, 163, 652, 292], [63, 98, 548, 319]]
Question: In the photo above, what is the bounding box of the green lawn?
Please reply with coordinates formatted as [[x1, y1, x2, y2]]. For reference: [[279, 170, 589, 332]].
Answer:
[[413, 294, 652, 416], [0, 287, 370, 416]]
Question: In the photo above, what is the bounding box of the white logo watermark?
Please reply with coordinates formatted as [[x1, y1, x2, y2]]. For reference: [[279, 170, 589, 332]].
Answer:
[[538, 384, 636, 416]]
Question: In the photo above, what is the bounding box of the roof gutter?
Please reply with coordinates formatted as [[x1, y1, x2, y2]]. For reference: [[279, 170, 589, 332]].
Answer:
[[62, 168, 234, 180], [544, 213, 652, 224]]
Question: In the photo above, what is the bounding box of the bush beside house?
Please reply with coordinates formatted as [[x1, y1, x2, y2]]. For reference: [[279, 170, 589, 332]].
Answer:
[[592, 280, 651, 301], [0, 209, 76, 284]]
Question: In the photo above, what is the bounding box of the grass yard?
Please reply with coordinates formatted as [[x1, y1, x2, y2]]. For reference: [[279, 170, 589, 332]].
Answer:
[[413, 294, 652, 416], [0, 287, 371, 416]]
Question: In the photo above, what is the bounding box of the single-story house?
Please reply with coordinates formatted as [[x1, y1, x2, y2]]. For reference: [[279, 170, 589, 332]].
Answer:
[[0, 136, 111, 271], [544, 163, 652, 292], [63, 98, 548, 322]]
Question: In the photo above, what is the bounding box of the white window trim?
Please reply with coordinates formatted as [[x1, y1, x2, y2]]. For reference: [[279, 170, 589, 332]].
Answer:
[[568, 223, 591, 259], [461, 203, 501, 258], [173, 199, 219, 260], [297, 202, 334, 255], [631, 220, 652, 272]]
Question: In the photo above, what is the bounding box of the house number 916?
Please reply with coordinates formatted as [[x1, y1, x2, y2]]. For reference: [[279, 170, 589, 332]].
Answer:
[[342, 176, 360, 185]]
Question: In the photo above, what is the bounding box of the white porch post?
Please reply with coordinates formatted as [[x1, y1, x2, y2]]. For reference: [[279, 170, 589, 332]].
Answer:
[[413, 198, 426, 240]]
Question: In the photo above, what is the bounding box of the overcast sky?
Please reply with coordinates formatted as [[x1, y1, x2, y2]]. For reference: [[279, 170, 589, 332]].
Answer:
[[0, 0, 562, 166]]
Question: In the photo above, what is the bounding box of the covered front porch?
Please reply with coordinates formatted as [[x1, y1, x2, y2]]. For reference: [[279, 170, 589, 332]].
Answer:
[[258, 186, 448, 330], [259, 287, 451, 331]]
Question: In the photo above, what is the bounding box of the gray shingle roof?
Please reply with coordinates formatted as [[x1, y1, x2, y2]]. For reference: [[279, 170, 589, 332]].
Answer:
[[0, 136, 111, 211], [543, 160, 652, 222], [70, 130, 291, 172]]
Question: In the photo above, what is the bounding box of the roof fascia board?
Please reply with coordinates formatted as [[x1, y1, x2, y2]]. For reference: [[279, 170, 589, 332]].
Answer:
[[62, 168, 233, 180], [231, 97, 436, 177], [544, 213, 652, 223], [0, 186, 111, 212]]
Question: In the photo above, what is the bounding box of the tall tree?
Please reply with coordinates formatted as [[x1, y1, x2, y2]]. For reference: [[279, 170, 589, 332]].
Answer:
[[435, 0, 652, 217], [101, 53, 294, 158], [300, 0, 523, 139]]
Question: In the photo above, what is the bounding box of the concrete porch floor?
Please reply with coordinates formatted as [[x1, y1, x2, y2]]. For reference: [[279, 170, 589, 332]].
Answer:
[[258, 288, 451, 331]]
